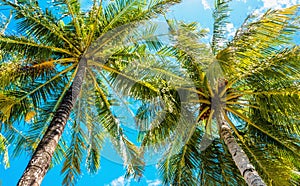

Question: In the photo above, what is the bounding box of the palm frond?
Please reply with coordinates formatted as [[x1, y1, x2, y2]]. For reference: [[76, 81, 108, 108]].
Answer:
[[0, 35, 75, 57], [225, 106, 300, 157], [91, 71, 144, 178], [233, 46, 300, 89], [70, 72, 105, 175], [2, 0, 81, 54], [101, 0, 145, 33], [0, 133, 10, 169], [0, 9, 12, 35], [159, 127, 246, 185], [64, 0, 83, 40], [85, 129, 104, 174], [158, 127, 200, 186], [211, 0, 232, 54], [243, 118, 300, 185], [100, 0, 181, 34], [196, 140, 246, 186], [0, 91, 31, 123], [222, 5, 300, 78], [61, 121, 86, 186], [3, 126, 33, 159], [139, 88, 183, 148], [163, 20, 211, 83]]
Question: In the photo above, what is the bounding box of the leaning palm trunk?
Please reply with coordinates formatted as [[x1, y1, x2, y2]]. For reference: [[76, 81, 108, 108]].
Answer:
[[218, 118, 266, 186], [17, 59, 87, 186]]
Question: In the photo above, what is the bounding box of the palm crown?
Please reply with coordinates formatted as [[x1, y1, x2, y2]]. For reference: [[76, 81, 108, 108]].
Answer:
[[137, 1, 300, 185], [0, 0, 182, 185]]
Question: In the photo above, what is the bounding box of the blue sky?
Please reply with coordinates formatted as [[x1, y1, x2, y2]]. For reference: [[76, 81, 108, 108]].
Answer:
[[1, 0, 300, 185]]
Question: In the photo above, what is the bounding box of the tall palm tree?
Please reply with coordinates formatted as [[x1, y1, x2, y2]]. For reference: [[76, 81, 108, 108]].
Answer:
[[137, 1, 300, 185], [0, 0, 181, 185]]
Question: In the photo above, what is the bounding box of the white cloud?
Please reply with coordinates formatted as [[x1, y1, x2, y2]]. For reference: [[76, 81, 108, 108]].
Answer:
[[260, 0, 300, 10], [201, 0, 211, 10], [147, 179, 162, 186], [253, 0, 300, 16], [225, 23, 236, 37], [105, 176, 131, 186], [106, 177, 162, 186]]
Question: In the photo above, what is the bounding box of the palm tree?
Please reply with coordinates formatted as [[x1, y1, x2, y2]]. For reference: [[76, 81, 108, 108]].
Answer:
[[137, 1, 300, 185], [0, 0, 181, 185]]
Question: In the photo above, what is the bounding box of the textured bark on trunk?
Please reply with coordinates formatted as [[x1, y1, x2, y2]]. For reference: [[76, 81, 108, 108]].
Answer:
[[17, 59, 87, 186], [219, 120, 266, 186]]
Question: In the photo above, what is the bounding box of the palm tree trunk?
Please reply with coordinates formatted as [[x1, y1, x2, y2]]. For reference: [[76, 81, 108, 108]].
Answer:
[[17, 59, 87, 186], [218, 119, 266, 186]]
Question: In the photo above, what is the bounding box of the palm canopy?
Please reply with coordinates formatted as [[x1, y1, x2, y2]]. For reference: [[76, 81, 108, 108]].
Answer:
[[0, 0, 184, 185], [137, 1, 300, 185]]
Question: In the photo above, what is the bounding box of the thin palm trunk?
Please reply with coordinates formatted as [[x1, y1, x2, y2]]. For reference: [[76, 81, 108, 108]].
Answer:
[[17, 59, 87, 186], [218, 118, 266, 186]]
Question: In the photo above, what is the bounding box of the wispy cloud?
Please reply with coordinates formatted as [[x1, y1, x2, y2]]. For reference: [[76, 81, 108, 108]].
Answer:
[[146, 179, 162, 186], [260, 0, 300, 9], [105, 176, 131, 186], [249, 0, 300, 17], [105, 176, 163, 186], [225, 23, 236, 37], [253, 0, 300, 16], [201, 0, 211, 10]]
